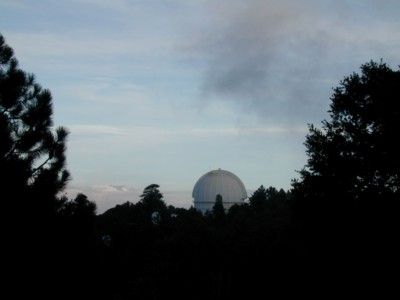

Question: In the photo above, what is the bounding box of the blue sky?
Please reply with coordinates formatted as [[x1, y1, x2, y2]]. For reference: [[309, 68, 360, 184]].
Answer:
[[1, 0, 399, 213]]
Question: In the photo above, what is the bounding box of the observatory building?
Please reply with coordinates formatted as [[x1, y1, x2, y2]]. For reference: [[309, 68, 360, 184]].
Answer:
[[192, 168, 247, 213]]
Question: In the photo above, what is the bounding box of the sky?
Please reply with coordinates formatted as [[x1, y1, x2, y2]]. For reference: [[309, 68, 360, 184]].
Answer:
[[1, 0, 399, 214]]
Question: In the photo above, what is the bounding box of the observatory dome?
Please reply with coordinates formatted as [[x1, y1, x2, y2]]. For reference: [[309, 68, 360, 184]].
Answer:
[[192, 169, 247, 213]]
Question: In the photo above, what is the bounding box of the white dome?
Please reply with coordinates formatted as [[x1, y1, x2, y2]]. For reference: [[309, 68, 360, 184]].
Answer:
[[192, 169, 247, 213]]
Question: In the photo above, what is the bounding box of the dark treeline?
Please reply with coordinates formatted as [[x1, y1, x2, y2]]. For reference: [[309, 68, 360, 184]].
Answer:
[[92, 184, 298, 299], [1, 32, 399, 299]]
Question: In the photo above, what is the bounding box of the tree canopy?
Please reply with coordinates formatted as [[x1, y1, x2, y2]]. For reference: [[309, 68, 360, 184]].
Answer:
[[293, 60, 399, 204], [291, 60, 399, 284], [138, 183, 167, 211], [0, 33, 70, 215], [0, 33, 103, 299]]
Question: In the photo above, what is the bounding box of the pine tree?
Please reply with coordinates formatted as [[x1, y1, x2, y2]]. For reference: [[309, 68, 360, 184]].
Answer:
[[1, 33, 74, 298], [0, 33, 70, 215]]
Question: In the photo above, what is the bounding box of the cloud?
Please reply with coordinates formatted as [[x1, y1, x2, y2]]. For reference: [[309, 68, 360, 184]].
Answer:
[[66, 184, 138, 214], [191, 125, 307, 137], [201, 0, 302, 94], [66, 184, 193, 214], [189, 0, 318, 115], [69, 125, 129, 136], [68, 123, 307, 141], [6, 31, 176, 77], [92, 185, 130, 193], [182, 0, 400, 125]]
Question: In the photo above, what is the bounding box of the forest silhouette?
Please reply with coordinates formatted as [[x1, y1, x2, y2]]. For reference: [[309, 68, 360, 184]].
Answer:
[[1, 33, 398, 299]]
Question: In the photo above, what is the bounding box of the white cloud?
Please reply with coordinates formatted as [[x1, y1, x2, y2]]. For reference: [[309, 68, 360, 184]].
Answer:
[[92, 185, 131, 193], [66, 184, 137, 214], [193, 126, 307, 136], [66, 183, 193, 214], [69, 125, 127, 136], [68, 123, 307, 142]]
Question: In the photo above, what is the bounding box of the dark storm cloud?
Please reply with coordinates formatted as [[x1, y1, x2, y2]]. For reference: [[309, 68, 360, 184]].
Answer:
[[201, 1, 296, 94], [191, 0, 400, 124], [194, 0, 328, 124]]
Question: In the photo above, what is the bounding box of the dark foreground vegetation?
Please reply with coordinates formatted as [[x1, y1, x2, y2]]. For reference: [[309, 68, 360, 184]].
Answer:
[[1, 33, 399, 299]]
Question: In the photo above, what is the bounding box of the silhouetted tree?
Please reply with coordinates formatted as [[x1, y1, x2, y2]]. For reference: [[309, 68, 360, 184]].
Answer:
[[294, 60, 399, 203], [0, 33, 70, 216], [138, 183, 167, 212], [212, 193, 225, 222], [59, 193, 97, 216], [293, 60, 399, 214], [291, 60, 400, 289], [249, 185, 268, 210], [59, 193, 97, 242], [0, 33, 76, 299]]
